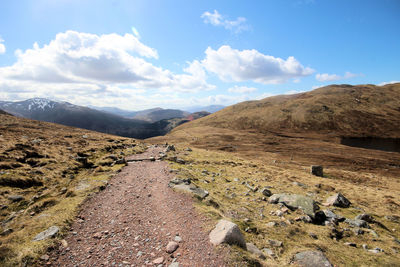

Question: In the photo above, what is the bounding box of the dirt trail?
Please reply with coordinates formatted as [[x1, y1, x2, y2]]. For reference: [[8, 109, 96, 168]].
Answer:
[[50, 146, 227, 267]]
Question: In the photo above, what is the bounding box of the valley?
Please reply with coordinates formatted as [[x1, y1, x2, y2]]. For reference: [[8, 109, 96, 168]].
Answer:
[[0, 83, 400, 266], [0, 99, 212, 139]]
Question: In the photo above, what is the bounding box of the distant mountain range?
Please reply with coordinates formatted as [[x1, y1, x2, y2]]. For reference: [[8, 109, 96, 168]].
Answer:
[[184, 105, 225, 113], [0, 98, 211, 139], [91, 105, 224, 120]]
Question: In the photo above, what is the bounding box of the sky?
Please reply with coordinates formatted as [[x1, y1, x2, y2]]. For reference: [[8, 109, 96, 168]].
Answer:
[[0, 0, 399, 110]]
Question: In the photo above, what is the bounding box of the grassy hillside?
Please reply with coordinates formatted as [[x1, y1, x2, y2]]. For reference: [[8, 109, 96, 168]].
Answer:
[[147, 83, 400, 266], [0, 113, 145, 266], [162, 145, 400, 266], [173, 83, 400, 138]]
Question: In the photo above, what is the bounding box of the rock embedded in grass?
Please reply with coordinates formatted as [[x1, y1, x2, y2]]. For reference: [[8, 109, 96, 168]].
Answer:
[[209, 219, 246, 248], [33, 226, 59, 241], [325, 193, 351, 208], [260, 187, 272, 197], [292, 250, 333, 267], [269, 193, 319, 219], [7, 195, 24, 202], [168, 178, 209, 199], [311, 165, 324, 177], [355, 213, 374, 223], [344, 218, 370, 228], [246, 242, 266, 259]]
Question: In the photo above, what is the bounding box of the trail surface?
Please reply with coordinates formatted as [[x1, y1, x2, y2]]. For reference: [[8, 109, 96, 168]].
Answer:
[[51, 146, 227, 267]]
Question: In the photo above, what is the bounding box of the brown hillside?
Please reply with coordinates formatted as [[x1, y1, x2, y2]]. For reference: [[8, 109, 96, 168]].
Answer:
[[0, 113, 144, 266], [147, 84, 400, 266], [173, 83, 400, 139]]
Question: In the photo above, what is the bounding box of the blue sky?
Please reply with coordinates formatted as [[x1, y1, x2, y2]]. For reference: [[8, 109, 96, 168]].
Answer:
[[0, 0, 399, 110]]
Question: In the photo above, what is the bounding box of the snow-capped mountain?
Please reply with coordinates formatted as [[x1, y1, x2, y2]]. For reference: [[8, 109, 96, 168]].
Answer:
[[0, 98, 158, 138], [0, 98, 210, 139]]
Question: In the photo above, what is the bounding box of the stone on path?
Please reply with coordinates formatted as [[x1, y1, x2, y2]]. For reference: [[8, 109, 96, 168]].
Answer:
[[168, 263, 180, 267], [209, 219, 246, 248], [174, 235, 182, 242], [246, 242, 266, 259], [325, 193, 351, 208], [166, 241, 179, 253], [152, 256, 164, 264], [33, 226, 59, 241], [292, 250, 333, 267]]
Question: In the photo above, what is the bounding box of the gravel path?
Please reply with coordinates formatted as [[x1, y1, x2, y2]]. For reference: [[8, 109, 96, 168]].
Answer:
[[50, 146, 228, 267]]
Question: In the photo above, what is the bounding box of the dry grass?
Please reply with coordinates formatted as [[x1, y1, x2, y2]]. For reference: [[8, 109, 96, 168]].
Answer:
[[0, 114, 146, 266], [163, 145, 400, 266], [168, 83, 400, 139], [149, 83, 400, 266]]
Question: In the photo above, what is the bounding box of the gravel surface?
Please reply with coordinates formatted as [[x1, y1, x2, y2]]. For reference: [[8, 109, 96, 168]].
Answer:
[[50, 146, 228, 267]]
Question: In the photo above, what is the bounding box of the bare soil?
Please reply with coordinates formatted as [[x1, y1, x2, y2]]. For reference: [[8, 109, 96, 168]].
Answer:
[[49, 146, 228, 267]]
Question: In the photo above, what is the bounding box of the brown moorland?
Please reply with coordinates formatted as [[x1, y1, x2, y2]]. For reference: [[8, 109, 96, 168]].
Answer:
[[148, 83, 400, 266], [0, 113, 144, 266]]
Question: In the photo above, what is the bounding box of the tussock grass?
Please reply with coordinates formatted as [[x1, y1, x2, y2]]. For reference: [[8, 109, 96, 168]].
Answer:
[[165, 145, 400, 266]]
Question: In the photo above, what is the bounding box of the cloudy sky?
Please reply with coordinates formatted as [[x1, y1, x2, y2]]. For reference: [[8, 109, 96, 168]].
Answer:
[[0, 0, 399, 110]]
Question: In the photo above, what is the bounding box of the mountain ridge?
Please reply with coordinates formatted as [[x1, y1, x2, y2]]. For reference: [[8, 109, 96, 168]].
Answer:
[[171, 83, 400, 139]]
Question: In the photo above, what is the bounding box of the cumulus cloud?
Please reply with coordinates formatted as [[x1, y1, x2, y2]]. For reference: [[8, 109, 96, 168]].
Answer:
[[0, 30, 215, 98], [228, 85, 257, 93], [378, 80, 400, 86], [315, 71, 358, 82], [202, 45, 314, 84], [285, 89, 306, 95], [201, 10, 249, 33], [0, 37, 5, 54]]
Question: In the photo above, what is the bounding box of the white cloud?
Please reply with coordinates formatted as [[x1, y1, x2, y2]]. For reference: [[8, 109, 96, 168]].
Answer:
[[201, 10, 249, 33], [315, 71, 358, 82], [0, 37, 5, 54], [228, 85, 257, 93], [202, 45, 314, 84], [285, 89, 306, 95], [378, 80, 400, 86], [0, 30, 215, 98]]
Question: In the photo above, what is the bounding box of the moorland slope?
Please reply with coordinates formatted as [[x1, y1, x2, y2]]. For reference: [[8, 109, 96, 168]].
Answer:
[[173, 83, 400, 138]]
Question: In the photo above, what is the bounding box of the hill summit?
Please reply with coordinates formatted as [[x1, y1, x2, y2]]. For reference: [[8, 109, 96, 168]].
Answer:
[[174, 83, 400, 139]]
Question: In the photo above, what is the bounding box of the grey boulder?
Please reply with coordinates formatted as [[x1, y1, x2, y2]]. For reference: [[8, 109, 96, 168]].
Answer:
[[269, 194, 319, 218], [292, 250, 333, 267], [33, 226, 59, 241], [345, 219, 370, 229], [169, 179, 209, 200], [209, 219, 246, 248], [325, 193, 351, 208], [246, 242, 266, 259]]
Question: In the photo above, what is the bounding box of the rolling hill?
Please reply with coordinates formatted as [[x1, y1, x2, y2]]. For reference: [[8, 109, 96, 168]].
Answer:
[[147, 83, 400, 266], [171, 83, 400, 139], [132, 108, 190, 122], [150, 83, 400, 174]]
